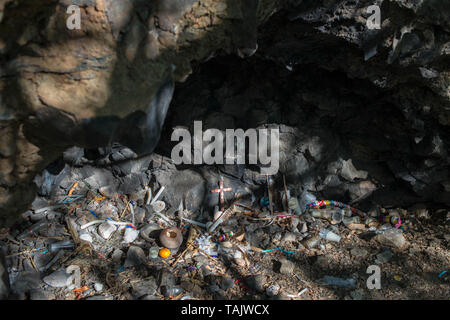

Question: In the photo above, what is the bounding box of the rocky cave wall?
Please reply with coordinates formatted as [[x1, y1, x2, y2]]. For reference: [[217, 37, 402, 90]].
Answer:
[[0, 0, 449, 226]]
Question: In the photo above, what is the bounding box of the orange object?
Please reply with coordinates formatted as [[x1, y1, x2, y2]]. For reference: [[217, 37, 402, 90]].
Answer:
[[159, 248, 171, 258], [68, 182, 79, 195], [72, 286, 89, 293], [94, 196, 106, 201]]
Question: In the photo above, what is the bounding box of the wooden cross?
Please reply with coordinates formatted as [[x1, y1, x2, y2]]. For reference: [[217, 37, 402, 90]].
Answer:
[[210, 176, 232, 212]]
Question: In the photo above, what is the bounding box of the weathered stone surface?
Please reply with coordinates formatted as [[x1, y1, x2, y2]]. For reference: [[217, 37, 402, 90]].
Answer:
[[131, 277, 158, 298], [124, 245, 146, 268], [0, 0, 281, 225], [98, 222, 117, 240], [43, 269, 70, 288], [279, 258, 296, 275]]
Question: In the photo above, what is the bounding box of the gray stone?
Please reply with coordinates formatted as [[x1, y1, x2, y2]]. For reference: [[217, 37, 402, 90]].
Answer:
[[266, 284, 280, 297], [159, 268, 176, 288], [43, 269, 70, 288], [79, 233, 93, 243], [85, 295, 113, 300]]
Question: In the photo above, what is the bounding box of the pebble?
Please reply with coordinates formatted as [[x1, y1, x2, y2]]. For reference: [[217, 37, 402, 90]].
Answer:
[[43, 269, 71, 288], [290, 217, 300, 229], [374, 229, 408, 249], [30, 289, 55, 300], [302, 236, 321, 249], [245, 275, 265, 293], [124, 246, 146, 268], [266, 284, 280, 297], [375, 249, 393, 264], [111, 248, 124, 262], [350, 289, 365, 300], [79, 233, 93, 243], [94, 282, 104, 292], [281, 232, 297, 244], [350, 247, 369, 259], [220, 277, 235, 290]]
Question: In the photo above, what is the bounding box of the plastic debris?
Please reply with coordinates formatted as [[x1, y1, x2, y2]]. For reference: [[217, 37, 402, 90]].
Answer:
[[159, 248, 171, 258], [151, 200, 166, 213], [306, 200, 367, 218]]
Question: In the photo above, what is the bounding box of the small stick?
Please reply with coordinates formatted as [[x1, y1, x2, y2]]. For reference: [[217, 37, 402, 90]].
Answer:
[[120, 199, 130, 218]]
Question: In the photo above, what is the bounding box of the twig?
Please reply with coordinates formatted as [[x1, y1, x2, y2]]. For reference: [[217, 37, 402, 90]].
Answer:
[[120, 200, 130, 219]]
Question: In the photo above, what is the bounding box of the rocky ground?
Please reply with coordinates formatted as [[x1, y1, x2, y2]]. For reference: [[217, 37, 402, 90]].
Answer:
[[0, 0, 449, 301], [0, 152, 448, 300]]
